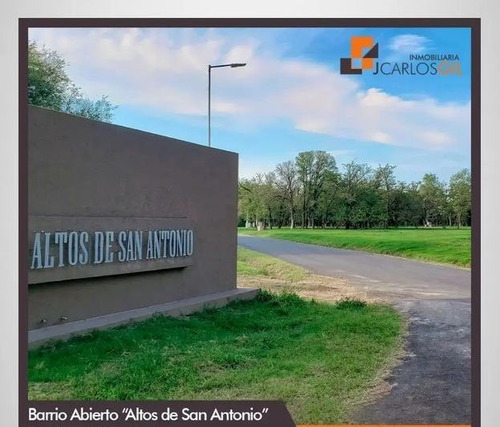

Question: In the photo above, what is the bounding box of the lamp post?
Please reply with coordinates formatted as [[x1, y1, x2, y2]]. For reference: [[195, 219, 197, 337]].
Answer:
[[208, 62, 246, 147]]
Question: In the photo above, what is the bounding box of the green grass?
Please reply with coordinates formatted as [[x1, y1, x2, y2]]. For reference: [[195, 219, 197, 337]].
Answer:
[[239, 227, 471, 267], [237, 246, 307, 282], [29, 256, 403, 424]]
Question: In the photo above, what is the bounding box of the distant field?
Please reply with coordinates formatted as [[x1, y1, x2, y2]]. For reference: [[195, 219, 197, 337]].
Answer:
[[239, 227, 471, 267]]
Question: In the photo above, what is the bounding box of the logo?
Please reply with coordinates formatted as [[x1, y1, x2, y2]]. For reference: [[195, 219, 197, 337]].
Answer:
[[340, 35, 462, 77], [340, 36, 379, 75]]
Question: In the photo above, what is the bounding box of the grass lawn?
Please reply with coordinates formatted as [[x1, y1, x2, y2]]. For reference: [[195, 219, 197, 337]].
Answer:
[[237, 246, 308, 282], [29, 250, 404, 424], [239, 227, 471, 267]]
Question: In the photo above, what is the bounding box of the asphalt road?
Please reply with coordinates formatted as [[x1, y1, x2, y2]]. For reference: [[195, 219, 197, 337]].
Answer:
[[238, 235, 471, 425]]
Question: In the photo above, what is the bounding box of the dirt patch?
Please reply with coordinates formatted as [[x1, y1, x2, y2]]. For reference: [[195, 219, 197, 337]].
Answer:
[[238, 273, 383, 303]]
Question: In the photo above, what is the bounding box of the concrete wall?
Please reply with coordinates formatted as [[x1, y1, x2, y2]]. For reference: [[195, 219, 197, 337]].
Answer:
[[28, 106, 238, 330]]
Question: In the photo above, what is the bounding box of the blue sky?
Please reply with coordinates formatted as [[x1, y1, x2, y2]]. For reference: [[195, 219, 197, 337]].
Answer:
[[29, 27, 471, 183]]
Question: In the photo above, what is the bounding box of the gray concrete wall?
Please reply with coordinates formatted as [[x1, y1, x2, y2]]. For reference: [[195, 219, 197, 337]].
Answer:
[[28, 106, 238, 330]]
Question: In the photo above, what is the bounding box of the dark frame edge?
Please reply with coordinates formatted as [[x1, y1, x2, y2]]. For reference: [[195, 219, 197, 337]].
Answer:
[[470, 17, 481, 427], [19, 17, 481, 427], [18, 18, 29, 427]]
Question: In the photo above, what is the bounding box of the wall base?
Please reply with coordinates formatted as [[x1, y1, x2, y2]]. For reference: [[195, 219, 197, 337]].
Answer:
[[28, 287, 259, 349]]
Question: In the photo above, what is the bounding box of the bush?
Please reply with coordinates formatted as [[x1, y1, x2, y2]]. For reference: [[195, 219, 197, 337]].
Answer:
[[336, 298, 367, 310]]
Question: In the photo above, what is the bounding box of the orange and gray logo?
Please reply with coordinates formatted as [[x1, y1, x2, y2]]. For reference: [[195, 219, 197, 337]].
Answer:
[[340, 36, 379, 74]]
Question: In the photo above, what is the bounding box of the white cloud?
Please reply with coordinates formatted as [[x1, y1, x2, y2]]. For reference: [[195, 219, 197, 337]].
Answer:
[[420, 130, 452, 147], [29, 28, 469, 152], [389, 34, 430, 54], [369, 131, 392, 144]]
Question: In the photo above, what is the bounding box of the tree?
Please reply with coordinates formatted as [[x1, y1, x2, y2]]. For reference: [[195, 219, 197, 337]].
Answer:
[[316, 168, 341, 227], [28, 41, 116, 122], [238, 179, 258, 227], [392, 181, 422, 227], [275, 161, 298, 229], [419, 173, 447, 226], [374, 164, 396, 228], [259, 172, 283, 229], [296, 151, 314, 228], [341, 161, 372, 229], [449, 169, 471, 228], [309, 151, 337, 227], [295, 151, 337, 228], [28, 41, 71, 110]]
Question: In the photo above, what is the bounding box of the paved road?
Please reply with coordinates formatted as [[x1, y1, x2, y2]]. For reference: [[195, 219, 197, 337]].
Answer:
[[238, 235, 471, 424]]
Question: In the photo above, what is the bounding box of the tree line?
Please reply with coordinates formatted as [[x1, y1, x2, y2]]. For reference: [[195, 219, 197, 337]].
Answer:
[[239, 151, 471, 229]]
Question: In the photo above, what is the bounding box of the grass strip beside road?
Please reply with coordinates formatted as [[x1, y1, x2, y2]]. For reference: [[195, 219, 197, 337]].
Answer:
[[239, 227, 471, 267], [237, 245, 308, 282], [29, 249, 404, 424]]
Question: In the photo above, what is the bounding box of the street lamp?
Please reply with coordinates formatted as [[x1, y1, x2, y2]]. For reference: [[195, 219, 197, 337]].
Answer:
[[208, 62, 247, 147]]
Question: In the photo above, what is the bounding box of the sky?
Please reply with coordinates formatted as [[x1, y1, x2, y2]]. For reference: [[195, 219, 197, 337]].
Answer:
[[28, 27, 471, 183]]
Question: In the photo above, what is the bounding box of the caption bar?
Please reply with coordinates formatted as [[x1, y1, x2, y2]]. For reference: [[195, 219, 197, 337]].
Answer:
[[27, 401, 295, 426]]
